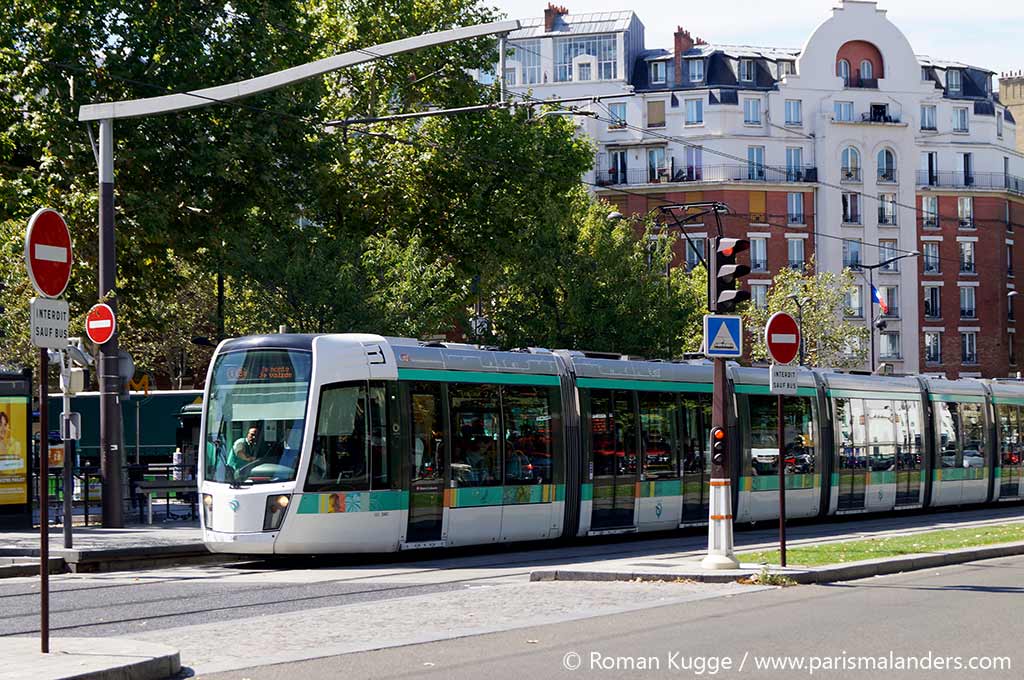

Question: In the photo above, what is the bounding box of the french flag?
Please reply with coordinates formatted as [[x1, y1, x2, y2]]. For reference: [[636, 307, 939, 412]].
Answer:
[[872, 286, 889, 314]]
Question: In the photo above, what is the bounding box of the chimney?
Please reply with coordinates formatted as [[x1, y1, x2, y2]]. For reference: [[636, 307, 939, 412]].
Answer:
[[674, 27, 694, 83], [544, 4, 568, 32]]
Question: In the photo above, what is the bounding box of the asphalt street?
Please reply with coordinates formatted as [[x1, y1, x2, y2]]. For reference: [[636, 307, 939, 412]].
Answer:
[[207, 554, 1024, 680]]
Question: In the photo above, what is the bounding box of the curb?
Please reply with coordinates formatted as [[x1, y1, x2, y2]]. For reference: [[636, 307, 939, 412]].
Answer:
[[530, 539, 1024, 585], [2, 637, 180, 680]]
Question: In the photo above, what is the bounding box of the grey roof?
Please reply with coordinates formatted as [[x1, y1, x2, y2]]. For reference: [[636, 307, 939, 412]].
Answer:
[[917, 55, 993, 74], [684, 43, 801, 61], [509, 11, 635, 39], [642, 48, 673, 62]]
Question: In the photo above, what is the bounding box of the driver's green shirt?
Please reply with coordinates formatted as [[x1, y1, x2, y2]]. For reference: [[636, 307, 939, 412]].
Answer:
[[227, 438, 255, 469]]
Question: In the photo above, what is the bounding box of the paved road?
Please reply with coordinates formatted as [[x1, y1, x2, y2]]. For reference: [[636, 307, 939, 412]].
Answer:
[[208, 554, 1024, 680]]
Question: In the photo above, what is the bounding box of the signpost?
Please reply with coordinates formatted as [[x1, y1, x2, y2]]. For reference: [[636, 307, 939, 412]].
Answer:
[[25, 208, 73, 655], [765, 312, 802, 568]]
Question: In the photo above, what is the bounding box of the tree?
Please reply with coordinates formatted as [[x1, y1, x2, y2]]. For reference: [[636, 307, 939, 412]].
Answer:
[[743, 261, 869, 368]]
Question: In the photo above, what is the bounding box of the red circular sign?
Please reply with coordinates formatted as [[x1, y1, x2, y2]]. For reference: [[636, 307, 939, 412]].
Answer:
[[24, 208, 73, 298], [765, 312, 800, 365], [85, 303, 116, 345]]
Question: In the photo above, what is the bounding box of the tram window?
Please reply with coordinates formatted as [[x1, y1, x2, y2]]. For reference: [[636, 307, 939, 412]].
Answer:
[[368, 383, 392, 489], [835, 398, 867, 471], [502, 385, 558, 485], [639, 392, 680, 480], [680, 395, 708, 474], [865, 400, 896, 472], [960, 402, 986, 465], [935, 401, 960, 468], [747, 396, 815, 476], [893, 400, 923, 470], [307, 382, 369, 491], [998, 405, 1019, 467], [449, 384, 502, 487], [589, 390, 638, 478], [411, 383, 446, 481]]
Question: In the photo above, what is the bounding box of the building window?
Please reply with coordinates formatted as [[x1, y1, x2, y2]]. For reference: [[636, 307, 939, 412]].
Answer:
[[921, 66, 931, 82], [845, 285, 864, 318], [1011, 334, 1017, 365], [608, 102, 627, 128], [877, 149, 897, 183], [1010, 293, 1017, 321], [947, 68, 962, 93], [747, 146, 765, 180], [785, 99, 802, 125], [647, 147, 666, 182], [577, 62, 592, 81], [953, 107, 969, 132], [860, 59, 873, 80], [650, 61, 666, 85], [510, 40, 541, 84], [998, 111, 1005, 138], [554, 34, 617, 82], [960, 286, 977, 319], [608, 150, 627, 184], [879, 240, 899, 269], [743, 98, 762, 125], [751, 284, 768, 309], [835, 101, 854, 122], [685, 98, 703, 125], [841, 146, 861, 182], [685, 146, 703, 180], [842, 192, 861, 224], [739, 59, 755, 82], [924, 286, 941, 319], [786, 147, 803, 180], [960, 242, 976, 273], [787, 193, 805, 224], [1009, 243, 1015, 276], [688, 59, 704, 83], [647, 100, 666, 128], [843, 239, 862, 269], [837, 59, 850, 85], [780, 61, 796, 76], [923, 242, 941, 273], [880, 332, 901, 359], [878, 194, 898, 226], [922, 196, 939, 228], [921, 104, 937, 130], [750, 238, 768, 271], [880, 285, 899, 317], [925, 332, 942, 364], [958, 197, 974, 228], [685, 238, 705, 271], [503, 67, 517, 87], [787, 238, 805, 269], [961, 331, 977, 364]]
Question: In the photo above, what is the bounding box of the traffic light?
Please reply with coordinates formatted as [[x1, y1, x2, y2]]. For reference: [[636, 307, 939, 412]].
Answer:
[[710, 426, 727, 466], [708, 237, 751, 313]]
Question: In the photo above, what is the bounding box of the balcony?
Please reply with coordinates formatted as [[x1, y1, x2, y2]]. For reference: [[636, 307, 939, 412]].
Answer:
[[881, 307, 900, 318], [960, 261, 976, 274], [924, 303, 941, 319], [917, 170, 1024, 197], [860, 111, 901, 124], [959, 218, 975, 230], [961, 308, 977, 320], [877, 169, 898, 184], [750, 259, 768, 272], [841, 167, 862, 183], [845, 75, 879, 89], [878, 209, 898, 226], [788, 260, 806, 270], [594, 164, 819, 187]]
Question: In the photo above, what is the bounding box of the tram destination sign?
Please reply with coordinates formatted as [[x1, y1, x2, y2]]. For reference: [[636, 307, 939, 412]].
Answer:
[[30, 297, 70, 349]]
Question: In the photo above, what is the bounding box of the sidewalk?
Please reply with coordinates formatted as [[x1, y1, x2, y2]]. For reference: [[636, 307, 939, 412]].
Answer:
[[0, 637, 179, 680]]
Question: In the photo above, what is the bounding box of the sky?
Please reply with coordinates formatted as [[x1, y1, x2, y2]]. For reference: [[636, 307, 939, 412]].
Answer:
[[489, 0, 1024, 83]]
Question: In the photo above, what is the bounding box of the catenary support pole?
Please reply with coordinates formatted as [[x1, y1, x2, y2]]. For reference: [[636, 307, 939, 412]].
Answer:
[[38, 349, 49, 653], [98, 118, 123, 528], [498, 34, 507, 104]]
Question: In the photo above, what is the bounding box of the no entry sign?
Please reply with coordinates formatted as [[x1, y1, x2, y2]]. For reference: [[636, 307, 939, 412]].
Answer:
[[765, 312, 800, 366], [24, 208, 73, 299], [85, 303, 116, 345]]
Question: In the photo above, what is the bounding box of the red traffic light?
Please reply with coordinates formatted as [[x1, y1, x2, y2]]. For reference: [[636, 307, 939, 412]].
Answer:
[[713, 427, 726, 440]]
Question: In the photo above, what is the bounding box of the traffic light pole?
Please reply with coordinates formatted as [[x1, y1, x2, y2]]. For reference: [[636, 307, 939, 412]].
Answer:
[[703, 356, 739, 569]]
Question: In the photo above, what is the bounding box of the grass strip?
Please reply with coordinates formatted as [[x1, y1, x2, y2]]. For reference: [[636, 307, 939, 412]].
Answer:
[[738, 522, 1024, 567]]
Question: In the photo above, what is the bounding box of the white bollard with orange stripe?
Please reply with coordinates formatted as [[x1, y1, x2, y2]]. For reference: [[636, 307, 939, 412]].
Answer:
[[701, 426, 739, 569]]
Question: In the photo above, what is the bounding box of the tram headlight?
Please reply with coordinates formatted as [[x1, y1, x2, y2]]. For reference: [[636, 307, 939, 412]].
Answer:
[[263, 494, 292, 531], [202, 494, 213, 527]]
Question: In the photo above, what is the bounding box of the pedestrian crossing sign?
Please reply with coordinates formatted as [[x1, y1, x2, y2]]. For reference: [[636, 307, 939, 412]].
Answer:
[[704, 315, 743, 358]]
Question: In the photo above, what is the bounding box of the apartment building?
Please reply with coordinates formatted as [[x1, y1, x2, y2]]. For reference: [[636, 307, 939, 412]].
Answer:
[[503, 1, 1024, 377]]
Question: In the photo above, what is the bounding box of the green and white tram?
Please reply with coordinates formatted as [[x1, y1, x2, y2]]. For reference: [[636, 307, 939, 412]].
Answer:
[[198, 334, 1024, 555]]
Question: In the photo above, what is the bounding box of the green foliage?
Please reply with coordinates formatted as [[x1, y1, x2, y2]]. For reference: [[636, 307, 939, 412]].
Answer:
[[742, 262, 869, 368]]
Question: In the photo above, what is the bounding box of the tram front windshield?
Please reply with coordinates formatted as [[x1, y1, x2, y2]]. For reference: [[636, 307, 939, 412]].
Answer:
[[204, 349, 311, 485]]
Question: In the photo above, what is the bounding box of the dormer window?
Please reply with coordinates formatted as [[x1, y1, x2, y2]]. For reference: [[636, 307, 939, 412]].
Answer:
[[688, 58, 704, 83], [650, 61, 666, 85], [577, 62, 592, 81], [779, 61, 795, 77], [739, 59, 755, 82], [947, 68, 962, 93], [921, 66, 931, 82]]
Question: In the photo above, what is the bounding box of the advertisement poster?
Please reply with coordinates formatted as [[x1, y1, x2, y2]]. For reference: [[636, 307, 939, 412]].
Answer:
[[0, 396, 29, 505]]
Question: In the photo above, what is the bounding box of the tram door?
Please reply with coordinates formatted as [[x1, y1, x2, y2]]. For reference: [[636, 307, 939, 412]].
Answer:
[[681, 395, 711, 523], [894, 400, 923, 506], [834, 398, 867, 511], [406, 383, 446, 543], [998, 405, 1023, 499], [590, 390, 638, 530]]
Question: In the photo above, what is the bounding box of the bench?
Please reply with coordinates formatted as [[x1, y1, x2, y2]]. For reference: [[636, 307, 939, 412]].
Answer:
[[135, 480, 198, 525]]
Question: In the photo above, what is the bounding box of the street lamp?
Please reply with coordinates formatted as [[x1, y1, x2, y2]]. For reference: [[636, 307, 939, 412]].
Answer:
[[786, 294, 810, 366], [857, 251, 920, 373]]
